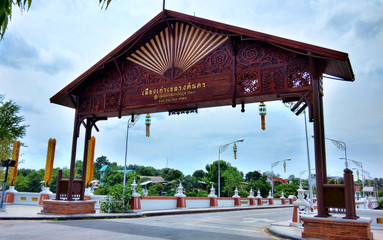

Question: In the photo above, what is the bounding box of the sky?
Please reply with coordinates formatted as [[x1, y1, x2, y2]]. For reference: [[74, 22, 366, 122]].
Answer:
[[1, 0, 382, 181]]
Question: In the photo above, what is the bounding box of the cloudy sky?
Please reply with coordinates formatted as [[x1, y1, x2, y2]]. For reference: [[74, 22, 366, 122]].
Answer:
[[1, 0, 382, 181]]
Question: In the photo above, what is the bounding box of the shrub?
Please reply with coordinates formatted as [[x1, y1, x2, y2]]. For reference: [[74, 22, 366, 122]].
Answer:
[[100, 184, 131, 213]]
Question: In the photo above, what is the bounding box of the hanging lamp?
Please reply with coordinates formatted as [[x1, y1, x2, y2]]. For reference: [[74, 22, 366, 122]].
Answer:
[[259, 102, 266, 130], [145, 113, 151, 137]]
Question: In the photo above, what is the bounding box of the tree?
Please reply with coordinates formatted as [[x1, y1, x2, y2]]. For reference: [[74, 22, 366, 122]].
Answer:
[[192, 169, 206, 180], [245, 170, 262, 182], [137, 166, 155, 176], [1, 1, 114, 40], [161, 168, 184, 181], [0, 0, 31, 40], [93, 156, 109, 179], [148, 182, 164, 196], [0, 95, 28, 160], [205, 161, 245, 197], [221, 167, 243, 197]]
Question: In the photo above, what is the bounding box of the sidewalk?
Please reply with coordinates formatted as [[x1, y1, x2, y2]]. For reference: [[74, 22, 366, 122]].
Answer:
[[1, 204, 382, 239]]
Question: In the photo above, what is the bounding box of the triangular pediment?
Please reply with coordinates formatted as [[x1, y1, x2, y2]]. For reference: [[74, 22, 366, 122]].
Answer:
[[51, 9, 353, 116], [127, 22, 228, 78]]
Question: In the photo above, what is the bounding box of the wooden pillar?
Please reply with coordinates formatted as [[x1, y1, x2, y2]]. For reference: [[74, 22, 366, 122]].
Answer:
[[344, 169, 358, 219], [67, 112, 80, 201], [80, 118, 93, 200], [310, 56, 328, 217]]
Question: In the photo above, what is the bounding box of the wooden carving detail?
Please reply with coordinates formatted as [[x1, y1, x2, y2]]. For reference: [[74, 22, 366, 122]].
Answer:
[[236, 70, 260, 96], [122, 61, 167, 88], [178, 40, 232, 79], [237, 41, 296, 70], [261, 67, 285, 92], [287, 62, 311, 88], [126, 22, 228, 78]]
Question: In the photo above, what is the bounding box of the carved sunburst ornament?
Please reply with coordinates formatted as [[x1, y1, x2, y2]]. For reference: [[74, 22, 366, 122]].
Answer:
[[127, 22, 228, 78]]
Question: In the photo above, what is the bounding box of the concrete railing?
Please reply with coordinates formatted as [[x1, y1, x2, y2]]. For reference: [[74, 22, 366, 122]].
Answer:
[[1, 190, 293, 211], [356, 209, 383, 230]]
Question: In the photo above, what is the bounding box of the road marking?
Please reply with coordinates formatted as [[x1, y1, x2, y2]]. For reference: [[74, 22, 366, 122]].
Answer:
[[189, 224, 260, 233], [241, 218, 275, 223]]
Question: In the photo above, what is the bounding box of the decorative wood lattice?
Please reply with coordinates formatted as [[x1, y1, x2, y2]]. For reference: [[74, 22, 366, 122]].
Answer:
[[127, 22, 228, 78]]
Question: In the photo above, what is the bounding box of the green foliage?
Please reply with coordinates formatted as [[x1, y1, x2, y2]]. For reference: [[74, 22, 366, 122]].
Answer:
[[245, 170, 262, 182], [239, 190, 249, 198], [377, 200, 383, 209], [137, 166, 155, 176], [94, 156, 109, 180], [0, 0, 32, 40], [161, 168, 184, 181], [378, 189, 383, 198], [99, 0, 112, 10], [14, 169, 44, 192], [0, 95, 28, 160], [222, 167, 243, 196], [100, 184, 131, 213], [192, 169, 206, 180], [148, 182, 164, 196], [205, 160, 244, 197], [246, 174, 272, 197]]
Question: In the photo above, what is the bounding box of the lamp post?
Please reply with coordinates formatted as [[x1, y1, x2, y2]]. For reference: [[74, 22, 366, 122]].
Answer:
[[303, 110, 314, 211], [123, 115, 140, 194], [270, 158, 291, 197], [217, 139, 244, 197], [326, 137, 348, 168], [342, 158, 364, 194]]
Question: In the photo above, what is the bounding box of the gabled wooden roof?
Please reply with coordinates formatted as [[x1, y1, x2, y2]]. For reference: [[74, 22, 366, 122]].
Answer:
[[51, 9, 354, 108]]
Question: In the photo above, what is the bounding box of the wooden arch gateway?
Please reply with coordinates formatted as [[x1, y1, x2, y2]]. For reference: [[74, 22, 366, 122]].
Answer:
[[51, 10, 355, 218]]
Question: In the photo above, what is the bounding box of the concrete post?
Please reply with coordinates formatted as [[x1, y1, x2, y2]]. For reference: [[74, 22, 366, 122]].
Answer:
[[39, 186, 52, 205], [129, 178, 141, 211]]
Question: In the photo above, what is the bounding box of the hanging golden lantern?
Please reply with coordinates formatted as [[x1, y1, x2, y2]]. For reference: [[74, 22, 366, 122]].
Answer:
[[357, 169, 359, 180], [233, 143, 237, 159], [44, 138, 56, 185], [145, 113, 151, 137], [8, 141, 21, 185], [283, 160, 286, 173], [86, 136, 96, 186], [259, 102, 266, 130]]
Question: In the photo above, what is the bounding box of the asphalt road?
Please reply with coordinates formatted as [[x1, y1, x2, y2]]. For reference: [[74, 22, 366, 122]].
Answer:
[[0, 207, 292, 240]]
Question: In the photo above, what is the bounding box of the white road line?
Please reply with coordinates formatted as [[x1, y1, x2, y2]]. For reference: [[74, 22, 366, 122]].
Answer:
[[187, 224, 260, 233]]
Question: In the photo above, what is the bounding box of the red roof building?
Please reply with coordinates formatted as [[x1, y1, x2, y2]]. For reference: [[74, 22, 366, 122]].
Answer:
[[267, 177, 289, 184]]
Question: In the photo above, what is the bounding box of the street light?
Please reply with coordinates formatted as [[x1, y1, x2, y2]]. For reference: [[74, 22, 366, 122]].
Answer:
[[326, 137, 348, 168], [217, 139, 244, 197], [270, 158, 291, 197], [123, 114, 140, 194], [342, 158, 364, 194]]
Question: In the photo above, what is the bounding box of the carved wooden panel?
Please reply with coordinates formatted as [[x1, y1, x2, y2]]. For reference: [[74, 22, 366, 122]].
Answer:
[[77, 22, 315, 116]]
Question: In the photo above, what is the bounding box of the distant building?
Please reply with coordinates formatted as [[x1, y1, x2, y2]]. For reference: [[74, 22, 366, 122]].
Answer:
[[267, 177, 289, 185]]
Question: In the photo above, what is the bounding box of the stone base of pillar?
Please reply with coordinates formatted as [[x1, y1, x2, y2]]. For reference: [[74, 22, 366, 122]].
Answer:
[[41, 200, 96, 215], [177, 197, 186, 208], [291, 205, 300, 224], [4, 192, 14, 203], [39, 194, 50, 205], [268, 198, 273, 205], [210, 197, 218, 207], [302, 216, 373, 240], [234, 198, 241, 206], [249, 198, 255, 206], [129, 196, 141, 211], [281, 199, 286, 205], [256, 198, 263, 206]]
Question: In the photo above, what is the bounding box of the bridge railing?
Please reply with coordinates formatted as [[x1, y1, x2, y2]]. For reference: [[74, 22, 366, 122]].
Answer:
[[1, 190, 293, 211]]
